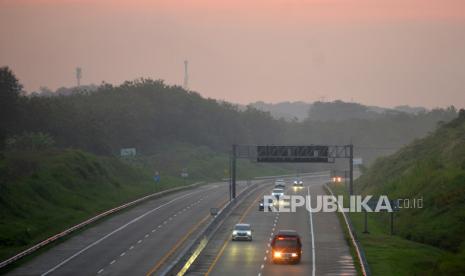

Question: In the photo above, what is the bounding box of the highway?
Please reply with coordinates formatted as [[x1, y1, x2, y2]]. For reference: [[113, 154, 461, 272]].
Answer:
[[7, 174, 356, 276], [7, 181, 250, 276], [187, 174, 356, 276]]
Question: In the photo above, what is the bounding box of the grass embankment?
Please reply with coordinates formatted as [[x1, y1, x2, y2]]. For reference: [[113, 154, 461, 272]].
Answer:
[[0, 146, 292, 263], [330, 184, 446, 276], [329, 111, 465, 275], [0, 149, 179, 262]]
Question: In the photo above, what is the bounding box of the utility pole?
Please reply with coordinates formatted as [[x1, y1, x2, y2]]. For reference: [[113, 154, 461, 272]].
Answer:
[[183, 60, 189, 90], [75, 67, 82, 87], [231, 144, 237, 200], [229, 151, 232, 201], [349, 144, 354, 195]]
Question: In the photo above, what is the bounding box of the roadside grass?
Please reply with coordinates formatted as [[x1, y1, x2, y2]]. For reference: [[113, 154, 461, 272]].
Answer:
[[329, 183, 446, 276], [0, 149, 185, 262], [0, 146, 293, 265]]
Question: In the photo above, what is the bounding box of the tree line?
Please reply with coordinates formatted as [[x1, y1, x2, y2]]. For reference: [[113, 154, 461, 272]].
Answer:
[[0, 66, 459, 163]]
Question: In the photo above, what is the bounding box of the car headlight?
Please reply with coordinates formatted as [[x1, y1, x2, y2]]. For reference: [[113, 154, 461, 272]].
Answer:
[[232, 230, 237, 235], [274, 251, 282, 258], [246, 231, 251, 235], [291, 253, 298, 257]]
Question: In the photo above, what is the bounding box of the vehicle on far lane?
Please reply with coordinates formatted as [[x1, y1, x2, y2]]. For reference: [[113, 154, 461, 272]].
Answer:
[[259, 198, 274, 211], [293, 178, 304, 189], [232, 223, 253, 241], [271, 230, 302, 264], [271, 188, 284, 200], [274, 179, 286, 189]]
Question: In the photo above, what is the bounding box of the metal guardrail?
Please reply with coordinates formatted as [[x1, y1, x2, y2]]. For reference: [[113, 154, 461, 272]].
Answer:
[[0, 181, 206, 270], [324, 183, 371, 276], [161, 180, 267, 276], [1, 172, 329, 271]]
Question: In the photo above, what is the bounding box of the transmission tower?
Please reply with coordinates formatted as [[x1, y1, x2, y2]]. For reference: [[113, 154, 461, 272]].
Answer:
[[183, 60, 189, 89], [76, 67, 82, 87]]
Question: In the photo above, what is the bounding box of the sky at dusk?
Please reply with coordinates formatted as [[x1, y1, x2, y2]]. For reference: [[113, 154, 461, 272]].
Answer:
[[1, 0, 465, 108]]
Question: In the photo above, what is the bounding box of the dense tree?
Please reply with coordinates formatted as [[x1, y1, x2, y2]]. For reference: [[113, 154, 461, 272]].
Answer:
[[0, 67, 23, 149], [0, 69, 458, 164]]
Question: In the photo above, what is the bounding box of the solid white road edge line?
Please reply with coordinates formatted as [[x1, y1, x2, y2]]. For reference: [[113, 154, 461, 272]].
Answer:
[[308, 185, 316, 276]]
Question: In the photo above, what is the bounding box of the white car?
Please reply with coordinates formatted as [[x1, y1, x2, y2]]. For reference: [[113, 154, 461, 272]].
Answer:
[[275, 179, 286, 189], [272, 188, 284, 199], [232, 223, 253, 241]]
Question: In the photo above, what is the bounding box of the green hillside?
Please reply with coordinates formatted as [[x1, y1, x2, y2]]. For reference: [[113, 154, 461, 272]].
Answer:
[[0, 148, 289, 263], [0, 149, 163, 261], [355, 110, 465, 274]]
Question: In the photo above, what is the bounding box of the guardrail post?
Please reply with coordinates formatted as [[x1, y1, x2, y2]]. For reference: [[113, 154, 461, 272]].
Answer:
[[232, 144, 237, 199], [363, 210, 369, 234], [390, 212, 394, 235]]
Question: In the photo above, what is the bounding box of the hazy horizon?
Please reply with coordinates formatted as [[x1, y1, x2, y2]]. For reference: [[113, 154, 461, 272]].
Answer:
[[1, 0, 465, 109]]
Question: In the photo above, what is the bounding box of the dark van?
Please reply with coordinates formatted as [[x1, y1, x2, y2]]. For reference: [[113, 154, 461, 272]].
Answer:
[[271, 230, 302, 264]]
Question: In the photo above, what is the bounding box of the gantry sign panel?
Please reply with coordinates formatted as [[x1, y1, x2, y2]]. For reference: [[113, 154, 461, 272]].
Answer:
[[256, 145, 330, 163]]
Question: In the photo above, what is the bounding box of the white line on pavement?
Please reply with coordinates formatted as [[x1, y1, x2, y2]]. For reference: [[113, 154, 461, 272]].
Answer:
[[307, 185, 316, 276], [40, 189, 207, 276]]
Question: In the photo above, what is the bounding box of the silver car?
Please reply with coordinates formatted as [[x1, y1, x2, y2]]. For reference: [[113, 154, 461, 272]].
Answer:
[[232, 223, 253, 241]]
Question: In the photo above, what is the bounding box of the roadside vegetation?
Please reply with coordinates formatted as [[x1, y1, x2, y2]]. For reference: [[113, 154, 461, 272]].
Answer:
[[0, 66, 461, 266], [331, 110, 465, 275], [330, 184, 447, 276], [0, 147, 289, 262]]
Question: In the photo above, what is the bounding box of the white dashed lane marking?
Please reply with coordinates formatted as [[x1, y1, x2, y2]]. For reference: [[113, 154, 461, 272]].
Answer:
[[93, 196, 210, 275], [258, 212, 280, 273]]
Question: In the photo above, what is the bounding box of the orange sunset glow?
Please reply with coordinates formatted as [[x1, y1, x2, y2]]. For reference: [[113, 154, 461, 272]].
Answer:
[[1, 0, 465, 107]]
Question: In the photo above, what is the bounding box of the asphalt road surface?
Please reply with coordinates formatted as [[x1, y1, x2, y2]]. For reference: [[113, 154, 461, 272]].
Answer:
[[7, 181, 250, 276], [188, 174, 356, 276]]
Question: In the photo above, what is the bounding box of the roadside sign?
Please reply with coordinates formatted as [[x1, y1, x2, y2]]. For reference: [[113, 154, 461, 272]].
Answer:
[[363, 197, 400, 235], [120, 148, 136, 157], [365, 197, 400, 212], [181, 168, 189, 178], [154, 171, 160, 183], [353, 158, 363, 165]]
